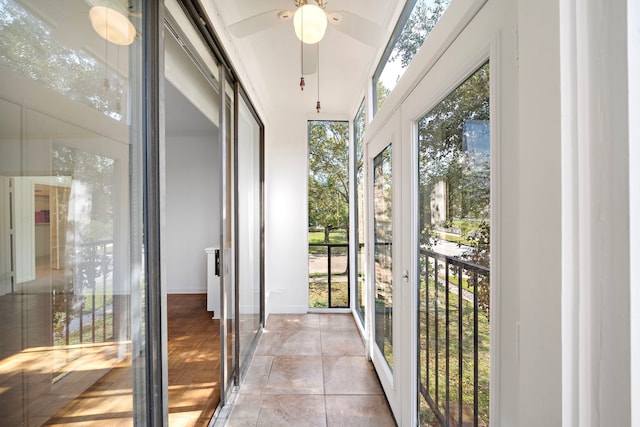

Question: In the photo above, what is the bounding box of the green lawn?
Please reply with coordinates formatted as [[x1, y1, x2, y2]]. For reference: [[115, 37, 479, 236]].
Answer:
[[308, 229, 348, 244], [418, 277, 490, 426]]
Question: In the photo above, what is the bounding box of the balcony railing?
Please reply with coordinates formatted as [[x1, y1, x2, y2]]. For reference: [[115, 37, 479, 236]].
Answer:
[[418, 248, 490, 427], [308, 243, 349, 308], [54, 240, 115, 347]]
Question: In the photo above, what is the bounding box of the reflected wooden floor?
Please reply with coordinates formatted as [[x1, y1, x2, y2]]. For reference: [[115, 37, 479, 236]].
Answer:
[[1, 292, 220, 426]]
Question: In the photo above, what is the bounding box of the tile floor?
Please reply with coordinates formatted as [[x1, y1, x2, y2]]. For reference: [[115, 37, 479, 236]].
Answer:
[[225, 313, 397, 427]]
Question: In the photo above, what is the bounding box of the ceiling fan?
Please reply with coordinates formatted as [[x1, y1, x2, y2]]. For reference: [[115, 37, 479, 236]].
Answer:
[[227, 0, 386, 48]]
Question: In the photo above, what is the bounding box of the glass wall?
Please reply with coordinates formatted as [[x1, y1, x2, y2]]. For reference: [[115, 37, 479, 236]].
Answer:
[[236, 90, 263, 373], [0, 0, 150, 425], [308, 121, 350, 308], [417, 62, 490, 426], [221, 76, 236, 403], [353, 101, 366, 325]]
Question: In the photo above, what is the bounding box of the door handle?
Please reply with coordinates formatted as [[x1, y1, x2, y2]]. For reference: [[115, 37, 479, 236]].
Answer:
[[214, 249, 220, 277]]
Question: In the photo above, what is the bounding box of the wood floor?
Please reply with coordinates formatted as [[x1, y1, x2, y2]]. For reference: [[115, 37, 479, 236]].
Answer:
[[166, 294, 220, 426], [1, 292, 220, 426]]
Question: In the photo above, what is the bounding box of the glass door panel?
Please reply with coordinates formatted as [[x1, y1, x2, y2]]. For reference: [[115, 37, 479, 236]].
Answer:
[[373, 145, 394, 370], [236, 92, 263, 375], [416, 62, 491, 427], [353, 101, 366, 327], [220, 75, 236, 404], [367, 111, 403, 424], [0, 0, 150, 424]]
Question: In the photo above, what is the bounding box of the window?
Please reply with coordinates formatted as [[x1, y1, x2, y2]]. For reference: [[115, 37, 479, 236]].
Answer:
[[373, 0, 451, 113], [354, 102, 366, 324], [417, 62, 490, 426], [308, 120, 350, 308]]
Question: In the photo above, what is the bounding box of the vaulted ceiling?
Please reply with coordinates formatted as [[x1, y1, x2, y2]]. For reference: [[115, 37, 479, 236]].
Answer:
[[201, 0, 405, 118]]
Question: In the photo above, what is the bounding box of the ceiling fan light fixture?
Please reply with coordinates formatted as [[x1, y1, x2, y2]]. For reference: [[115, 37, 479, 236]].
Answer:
[[89, 0, 135, 46], [293, 4, 327, 44]]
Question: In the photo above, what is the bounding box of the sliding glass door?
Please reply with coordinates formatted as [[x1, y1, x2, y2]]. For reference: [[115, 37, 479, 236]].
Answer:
[[0, 0, 153, 424], [236, 89, 264, 376]]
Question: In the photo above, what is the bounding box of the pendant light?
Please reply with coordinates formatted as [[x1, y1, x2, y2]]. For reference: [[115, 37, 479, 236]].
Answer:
[[89, 0, 136, 46]]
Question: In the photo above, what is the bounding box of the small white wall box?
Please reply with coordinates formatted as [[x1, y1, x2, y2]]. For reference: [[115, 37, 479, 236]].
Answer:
[[204, 247, 220, 319]]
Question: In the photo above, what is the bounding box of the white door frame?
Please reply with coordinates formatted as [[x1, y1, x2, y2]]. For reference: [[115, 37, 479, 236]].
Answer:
[[365, 110, 413, 424]]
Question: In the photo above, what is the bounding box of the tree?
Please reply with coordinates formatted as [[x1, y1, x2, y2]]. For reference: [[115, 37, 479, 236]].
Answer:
[[391, 0, 451, 68], [0, 0, 126, 120], [308, 121, 349, 242], [418, 63, 490, 248]]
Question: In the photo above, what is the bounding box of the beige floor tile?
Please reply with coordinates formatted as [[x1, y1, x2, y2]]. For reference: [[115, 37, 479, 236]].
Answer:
[[325, 394, 397, 426], [266, 314, 321, 331], [228, 314, 395, 427], [264, 356, 324, 395], [319, 314, 357, 330], [255, 331, 284, 356], [241, 356, 273, 394], [278, 329, 322, 355], [256, 394, 326, 427], [320, 329, 365, 356], [323, 356, 383, 395]]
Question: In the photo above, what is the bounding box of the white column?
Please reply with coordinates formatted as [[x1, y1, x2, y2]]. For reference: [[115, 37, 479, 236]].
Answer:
[[561, 0, 633, 425]]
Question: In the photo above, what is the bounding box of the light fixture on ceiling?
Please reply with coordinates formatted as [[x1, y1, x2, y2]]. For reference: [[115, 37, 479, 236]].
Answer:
[[89, 0, 136, 46], [293, 1, 327, 44]]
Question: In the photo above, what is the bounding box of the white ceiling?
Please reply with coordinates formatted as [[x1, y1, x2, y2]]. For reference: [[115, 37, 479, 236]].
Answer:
[[202, 0, 405, 119]]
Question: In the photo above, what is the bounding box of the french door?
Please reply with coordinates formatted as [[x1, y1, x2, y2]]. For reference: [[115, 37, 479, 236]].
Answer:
[[367, 111, 412, 424]]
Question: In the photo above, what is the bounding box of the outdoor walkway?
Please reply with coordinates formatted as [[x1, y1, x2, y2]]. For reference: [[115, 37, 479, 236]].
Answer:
[[224, 313, 396, 426]]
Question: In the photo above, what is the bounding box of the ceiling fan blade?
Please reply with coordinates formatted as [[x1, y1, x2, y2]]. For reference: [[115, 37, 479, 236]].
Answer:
[[302, 43, 318, 75], [327, 10, 387, 47], [228, 10, 289, 38]]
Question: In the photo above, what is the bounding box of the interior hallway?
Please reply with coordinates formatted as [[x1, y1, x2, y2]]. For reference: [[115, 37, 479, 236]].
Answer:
[[225, 313, 396, 427]]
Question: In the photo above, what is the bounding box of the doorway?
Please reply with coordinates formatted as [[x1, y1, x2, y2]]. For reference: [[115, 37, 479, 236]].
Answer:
[[163, 13, 223, 423], [162, 5, 265, 422]]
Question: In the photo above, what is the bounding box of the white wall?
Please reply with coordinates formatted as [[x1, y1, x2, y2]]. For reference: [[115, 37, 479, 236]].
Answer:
[[264, 117, 310, 314], [165, 135, 220, 294]]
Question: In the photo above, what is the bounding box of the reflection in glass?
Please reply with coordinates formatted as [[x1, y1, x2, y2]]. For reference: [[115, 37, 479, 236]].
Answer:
[[374, 144, 393, 370], [416, 62, 490, 426], [223, 81, 236, 401], [353, 101, 366, 326], [237, 94, 262, 371], [0, 0, 147, 425]]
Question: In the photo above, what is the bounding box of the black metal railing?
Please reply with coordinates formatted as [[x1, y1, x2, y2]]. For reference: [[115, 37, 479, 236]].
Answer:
[[418, 248, 490, 427], [53, 240, 114, 347], [308, 243, 349, 308]]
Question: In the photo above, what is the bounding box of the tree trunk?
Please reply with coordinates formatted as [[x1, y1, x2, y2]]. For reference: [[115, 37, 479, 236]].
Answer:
[[324, 226, 330, 243]]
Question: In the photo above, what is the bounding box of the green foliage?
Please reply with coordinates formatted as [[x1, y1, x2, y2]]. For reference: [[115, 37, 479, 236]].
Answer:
[[53, 144, 115, 242], [459, 221, 491, 317], [392, 0, 451, 68], [376, 79, 392, 112], [0, 0, 126, 119], [308, 121, 350, 242], [418, 63, 490, 248]]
